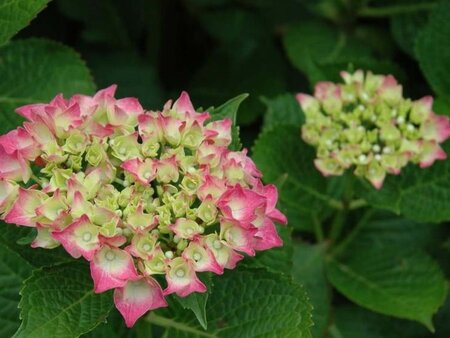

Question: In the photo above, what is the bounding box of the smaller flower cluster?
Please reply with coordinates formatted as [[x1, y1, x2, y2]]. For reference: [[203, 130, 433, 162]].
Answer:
[[0, 86, 286, 327], [297, 70, 450, 188]]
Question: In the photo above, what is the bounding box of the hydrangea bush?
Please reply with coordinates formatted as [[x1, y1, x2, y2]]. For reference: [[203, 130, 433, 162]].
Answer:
[[0, 86, 286, 327]]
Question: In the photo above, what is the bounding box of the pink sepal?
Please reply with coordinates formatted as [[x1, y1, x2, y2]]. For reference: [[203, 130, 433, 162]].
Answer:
[[252, 219, 283, 251], [114, 277, 167, 328], [217, 185, 266, 226], [164, 257, 207, 297], [3, 188, 46, 226], [90, 245, 140, 293], [51, 215, 100, 260], [182, 240, 224, 274]]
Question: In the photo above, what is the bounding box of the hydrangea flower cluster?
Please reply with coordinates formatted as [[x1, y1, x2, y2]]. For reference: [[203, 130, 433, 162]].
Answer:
[[297, 70, 450, 188], [0, 86, 286, 327]]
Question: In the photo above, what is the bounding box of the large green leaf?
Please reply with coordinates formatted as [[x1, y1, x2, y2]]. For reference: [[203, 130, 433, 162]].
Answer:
[[329, 305, 427, 338], [0, 222, 73, 267], [416, 1, 450, 96], [0, 0, 50, 46], [0, 38, 95, 133], [261, 93, 304, 129], [292, 242, 330, 338], [356, 141, 450, 223], [390, 12, 428, 58], [151, 268, 313, 337], [282, 21, 371, 83], [13, 262, 113, 338], [252, 124, 337, 231], [0, 244, 33, 338], [327, 214, 448, 329]]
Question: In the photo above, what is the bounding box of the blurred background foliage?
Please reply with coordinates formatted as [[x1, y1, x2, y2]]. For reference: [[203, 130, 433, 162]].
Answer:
[[9, 0, 450, 337], [17, 0, 440, 148]]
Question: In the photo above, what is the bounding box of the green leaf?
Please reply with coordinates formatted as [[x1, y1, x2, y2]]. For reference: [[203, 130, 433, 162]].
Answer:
[[207, 93, 248, 151], [81, 309, 136, 338], [261, 93, 304, 129], [390, 12, 428, 58], [0, 38, 96, 134], [356, 142, 450, 223], [327, 214, 447, 330], [329, 304, 428, 338], [416, 1, 450, 96], [292, 242, 330, 338], [282, 21, 371, 83], [13, 262, 113, 338], [252, 124, 336, 231], [0, 222, 73, 267], [244, 224, 293, 274], [0, 243, 33, 338], [208, 93, 248, 124], [0, 0, 50, 47], [173, 274, 213, 330], [189, 41, 287, 125], [152, 268, 313, 337]]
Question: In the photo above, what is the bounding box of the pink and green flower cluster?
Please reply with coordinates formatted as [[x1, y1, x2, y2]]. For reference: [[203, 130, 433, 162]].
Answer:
[[0, 86, 286, 327], [297, 70, 450, 188]]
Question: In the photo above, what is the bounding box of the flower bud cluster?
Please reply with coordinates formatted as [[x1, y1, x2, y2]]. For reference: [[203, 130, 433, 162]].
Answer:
[[297, 70, 450, 188], [0, 86, 286, 327]]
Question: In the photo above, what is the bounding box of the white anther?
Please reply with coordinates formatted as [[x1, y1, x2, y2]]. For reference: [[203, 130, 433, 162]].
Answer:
[[407, 124, 415, 131], [193, 252, 202, 261], [358, 154, 367, 163], [187, 167, 196, 174], [115, 209, 123, 217], [371, 115, 377, 122], [372, 144, 381, 153], [383, 147, 391, 154], [105, 250, 116, 261], [119, 147, 126, 154], [186, 228, 194, 235], [357, 126, 365, 132], [82, 232, 92, 242], [144, 172, 151, 179], [175, 269, 185, 278], [391, 109, 397, 117], [361, 92, 369, 101], [396, 116, 405, 124], [143, 243, 151, 252], [375, 154, 382, 161], [358, 105, 365, 111], [165, 251, 174, 259]]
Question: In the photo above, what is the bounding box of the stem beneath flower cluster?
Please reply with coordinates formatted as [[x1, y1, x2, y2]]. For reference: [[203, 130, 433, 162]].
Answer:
[[313, 215, 325, 242], [359, 2, 436, 17], [332, 208, 374, 256], [146, 313, 216, 337]]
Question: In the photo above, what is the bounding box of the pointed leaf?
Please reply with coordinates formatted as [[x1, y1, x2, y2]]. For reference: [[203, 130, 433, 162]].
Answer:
[[152, 268, 313, 337], [0, 0, 50, 46], [0, 244, 33, 337], [13, 262, 113, 338], [0, 38, 96, 133]]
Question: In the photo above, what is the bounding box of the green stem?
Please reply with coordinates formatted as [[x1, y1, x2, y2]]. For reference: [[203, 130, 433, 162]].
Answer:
[[329, 207, 348, 244], [313, 215, 325, 242], [146, 313, 215, 337], [359, 2, 436, 17], [332, 208, 374, 256], [348, 198, 367, 210]]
